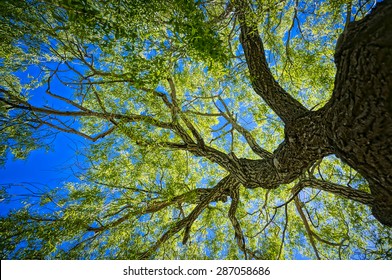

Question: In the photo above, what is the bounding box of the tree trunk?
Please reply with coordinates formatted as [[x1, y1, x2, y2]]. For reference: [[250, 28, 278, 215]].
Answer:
[[326, 1, 392, 226], [237, 1, 392, 226]]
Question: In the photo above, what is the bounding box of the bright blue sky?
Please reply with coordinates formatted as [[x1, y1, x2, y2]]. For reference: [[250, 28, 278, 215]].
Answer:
[[0, 132, 83, 215], [3, 0, 377, 259], [0, 62, 88, 215]]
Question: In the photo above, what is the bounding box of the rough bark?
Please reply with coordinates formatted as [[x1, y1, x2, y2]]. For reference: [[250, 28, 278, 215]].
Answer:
[[0, 1, 390, 246], [235, 0, 392, 226], [234, 0, 308, 123], [326, 1, 392, 226]]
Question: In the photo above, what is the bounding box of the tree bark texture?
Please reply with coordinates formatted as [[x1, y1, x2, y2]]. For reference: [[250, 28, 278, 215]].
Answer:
[[235, 0, 392, 226], [327, 1, 392, 226]]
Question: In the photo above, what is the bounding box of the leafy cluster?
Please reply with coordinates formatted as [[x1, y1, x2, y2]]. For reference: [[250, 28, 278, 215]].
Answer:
[[1, 0, 391, 260]]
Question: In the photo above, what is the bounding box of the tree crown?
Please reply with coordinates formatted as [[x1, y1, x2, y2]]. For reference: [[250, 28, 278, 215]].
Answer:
[[0, 0, 391, 259]]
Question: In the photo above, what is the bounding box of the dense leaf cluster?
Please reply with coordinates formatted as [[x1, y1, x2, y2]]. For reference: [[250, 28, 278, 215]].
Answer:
[[0, 0, 391, 259]]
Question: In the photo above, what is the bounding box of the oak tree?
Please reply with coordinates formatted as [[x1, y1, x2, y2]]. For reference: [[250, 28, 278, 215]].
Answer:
[[0, 0, 391, 259]]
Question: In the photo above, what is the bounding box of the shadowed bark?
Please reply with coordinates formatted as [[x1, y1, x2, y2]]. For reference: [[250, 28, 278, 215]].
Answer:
[[2, 1, 390, 228], [1, 0, 391, 261], [234, 0, 392, 226], [326, 0, 392, 225]]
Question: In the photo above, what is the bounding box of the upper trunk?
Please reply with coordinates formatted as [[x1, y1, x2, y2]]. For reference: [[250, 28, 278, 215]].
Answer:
[[326, 1, 392, 226], [235, 0, 392, 226]]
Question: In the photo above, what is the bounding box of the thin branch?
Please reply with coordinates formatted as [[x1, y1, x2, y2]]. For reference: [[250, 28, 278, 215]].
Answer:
[[184, 109, 222, 117], [217, 97, 272, 158], [285, 0, 299, 64], [33, 118, 115, 142], [345, 1, 353, 30], [277, 204, 289, 259], [249, 208, 277, 238], [274, 182, 303, 208], [0, 95, 172, 129], [294, 195, 321, 260], [138, 175, 237, 259], [228, 185, 248, 259], [310, 229, 344, 247], [89, 186, 229, 233]]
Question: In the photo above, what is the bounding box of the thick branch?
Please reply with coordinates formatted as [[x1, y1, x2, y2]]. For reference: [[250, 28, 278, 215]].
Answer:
[[301, 179, 374, 206], [276, 177, 373, 210], [234, 0, 308, 123], [228, 185, 247, 259]]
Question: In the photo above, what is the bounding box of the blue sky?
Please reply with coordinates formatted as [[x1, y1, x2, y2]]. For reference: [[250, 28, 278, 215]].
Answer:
[[0, 61, 89, 215], [3, 0, 384, 259], [0, 132, 82, 215]]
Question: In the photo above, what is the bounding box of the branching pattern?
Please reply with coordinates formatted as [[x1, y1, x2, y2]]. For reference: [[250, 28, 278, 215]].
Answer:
[[0, 0, 391, 260]]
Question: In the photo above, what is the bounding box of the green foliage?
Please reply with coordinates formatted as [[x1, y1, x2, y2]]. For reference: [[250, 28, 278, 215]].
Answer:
[[1, 0, 390, 260], [0, 105, 48, 166]]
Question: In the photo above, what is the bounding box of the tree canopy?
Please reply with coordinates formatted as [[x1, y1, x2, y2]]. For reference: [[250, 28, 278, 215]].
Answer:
[[0, 0, 391, 259]]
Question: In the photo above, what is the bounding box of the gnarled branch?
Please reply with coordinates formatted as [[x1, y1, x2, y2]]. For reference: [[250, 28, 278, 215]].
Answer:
[[234, 0, 308, 123]]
